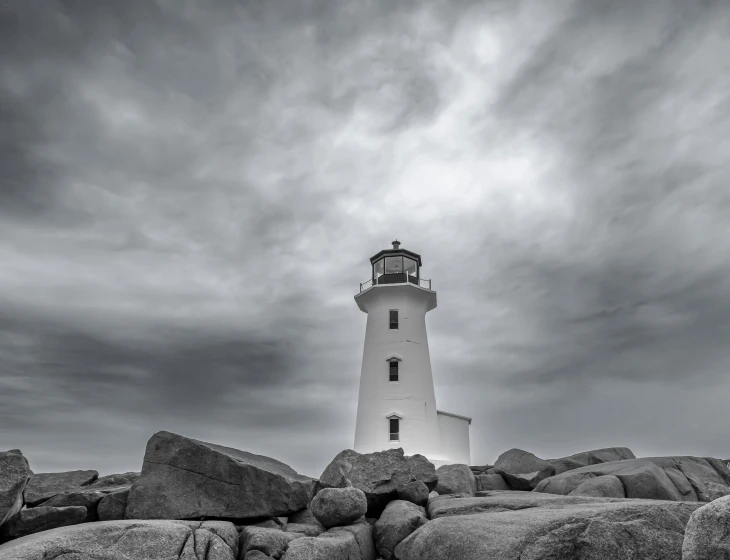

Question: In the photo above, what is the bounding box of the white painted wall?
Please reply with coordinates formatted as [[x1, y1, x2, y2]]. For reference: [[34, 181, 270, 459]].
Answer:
[[353, 283, 449, 463], [437, 411, 471, 466]]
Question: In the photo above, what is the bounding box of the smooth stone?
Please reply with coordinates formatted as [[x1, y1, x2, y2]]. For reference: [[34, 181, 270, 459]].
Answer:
[[310, 487, 367, 529], [569, 474, 626, 498], [281, 530, 359, 560], [682, 495, 730, 559], [97, 488, 130, 521], [434, 464, 476, 496], [41, 489, 108, 522], [23, 470, 98, 507], [396, 481, 429, 506], [0, 450, 31, 528], [0, 506, 87, 541], [373, 500, 427, 560], [241, 526, 304, 559], [493, 449, 555, 490], [285, 523, 324, 537], [329, 521, 376, 560], [475, 474, 510, 492]]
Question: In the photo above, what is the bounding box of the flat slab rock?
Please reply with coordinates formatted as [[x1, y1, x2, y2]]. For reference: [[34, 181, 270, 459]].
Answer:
[[535, 456, 730, 502], [396, 492, 702, 560], [125, 431, 313, 520], [0, 519, 239, 560], [23, 470, 98, 507]]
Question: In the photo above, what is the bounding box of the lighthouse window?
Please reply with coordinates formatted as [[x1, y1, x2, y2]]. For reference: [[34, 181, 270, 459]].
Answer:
[[389, 310, 398, 329], [373, 259, 384, 279], [389, 418, 400, 441], [385, 256, 403, 274], [404, 257, 418, 276], [389, 360, 399, 381]]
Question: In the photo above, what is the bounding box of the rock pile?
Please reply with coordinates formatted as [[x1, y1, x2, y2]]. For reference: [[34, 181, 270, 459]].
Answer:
[[1, 436, 730, 559]]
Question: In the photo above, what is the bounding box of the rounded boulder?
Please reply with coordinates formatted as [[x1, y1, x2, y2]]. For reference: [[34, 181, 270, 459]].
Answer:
[[310, 487, 367, 529]]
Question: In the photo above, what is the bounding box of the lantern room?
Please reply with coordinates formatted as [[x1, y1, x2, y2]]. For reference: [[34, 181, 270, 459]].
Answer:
[[369, 240, 422, 286]]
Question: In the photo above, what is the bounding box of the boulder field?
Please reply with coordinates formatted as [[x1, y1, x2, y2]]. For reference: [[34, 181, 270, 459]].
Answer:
[[1, 434, 729, 559]]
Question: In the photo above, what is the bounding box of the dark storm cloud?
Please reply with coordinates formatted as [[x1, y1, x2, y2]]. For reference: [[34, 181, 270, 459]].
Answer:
[[2, 0, 730, 475]]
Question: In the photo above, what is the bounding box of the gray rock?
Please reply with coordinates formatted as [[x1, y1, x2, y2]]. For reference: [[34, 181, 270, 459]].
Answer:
[[289, 507, 320, 526], [397, 492, 701, 560], [682, 494, 730, 559], [285, 523, 324, 537], [493, 448, 555, 490], [23, 470, 98, 507], [241, 526, 304, 559], [41, 489, 108, 521], [310, 487, 367, 529], [475, 473, 510, 492], [97, 488, 129, 521], [535, 456, 730, 502], [373, 500, 427, 560], [546, 457, 586, 475], [569, 474, 625, 498], [396, 481, 429, 506], [244, 551, 274, 560], [0, 519, 239, 560], [704, 482, 730, 502], [564, 446, 636, 466], [0, 506, 86, 540], [87, 471, 139, 489], [434, 464, 476, 496], [314, 448, 436, 516], [0, 450, 31, 528], [125, 431, 313, 520], [329, 521, 376, 560], [281, 530, 359, 560]]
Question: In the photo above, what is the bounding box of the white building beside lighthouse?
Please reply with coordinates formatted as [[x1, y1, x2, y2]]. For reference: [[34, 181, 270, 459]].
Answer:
[[353, 240, 471, 467]]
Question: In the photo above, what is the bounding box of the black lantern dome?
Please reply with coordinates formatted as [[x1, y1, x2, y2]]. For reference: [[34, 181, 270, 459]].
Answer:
[[369, 240, 422, 286]]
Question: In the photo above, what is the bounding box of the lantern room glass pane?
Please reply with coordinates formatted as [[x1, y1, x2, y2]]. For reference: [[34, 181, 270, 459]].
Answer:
[[404, 257, 417, 276], [373, 259, 384, 278], [385, 256, 403, 274]]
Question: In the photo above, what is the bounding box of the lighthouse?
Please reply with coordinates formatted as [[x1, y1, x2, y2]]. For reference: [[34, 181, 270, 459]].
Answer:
[[353, 241, 471, 467]]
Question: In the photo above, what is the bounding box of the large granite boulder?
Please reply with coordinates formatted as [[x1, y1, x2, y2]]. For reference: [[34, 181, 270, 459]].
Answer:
[[125, 431, 313, 520], [87, 471, 139, 489], [328, 521, 375, 560], [396, 491, 702, 560], [475, 473, 510, 492], [373, 500, 427, 560], [396, 480, 429, 506], [493, 448, 555, 490], [682, 494, 730, 559], [546, 457, 586, 475], [97, 488, 130, 521], [310, 487, 367, 529], [563, 446, 636, 466], [0, 519, 239, 560], [41, 489, 108, 522], [314, 448, 436, 516], [0, 450, 31, 528], [569, 474, 625, 498], [281, 530, 359, 560], [241, 526, 304, 559], [434, 464, 476, 496], [23, 470, 98, 507], [0, 506, 86, 541], [535, 456, 730, 502]]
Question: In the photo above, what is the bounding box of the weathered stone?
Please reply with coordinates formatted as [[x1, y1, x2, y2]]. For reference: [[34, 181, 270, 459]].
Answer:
[[396, 481, 429, 506], [0, 450, 31, 528], [0, 506, 86, 541], [87, 471, 139, 489], [289, 508, 318, 525], [281, 530, 358, 560], [23, 470, 98, 507], [329, 521, 376, 560], [564, 446, 636, 466], [397, 492, 701, 560], [569, 474, 625, 498], [434, 464, 476, 496], [315, 448, 436, 517], [244, 551, 274, 560], [97, 488, 129, 521], [0, 519, 239, 560], [704, 482, 730, 502], [310, 487, 367, 529], [285, 523, 324, 537], [682, 494, 730, 560], [475, 473, 510, 492], [41, 489, 107, 521], [241, 526, 304, 559], [535, 456, 730, 502], [493, 448, 555, 490], [125, 431, 313, 520], [373, 500, 427, 560], [547, 457, 585, 475]]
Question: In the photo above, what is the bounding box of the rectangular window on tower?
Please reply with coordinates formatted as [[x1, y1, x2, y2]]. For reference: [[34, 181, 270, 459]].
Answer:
[[389, 360, 399, 382], [389, 310, 398, 329], [389, 418, 400, 441]]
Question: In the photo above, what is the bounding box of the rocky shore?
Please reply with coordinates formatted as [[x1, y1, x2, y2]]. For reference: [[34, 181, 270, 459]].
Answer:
[[1, 431, 729, 559]]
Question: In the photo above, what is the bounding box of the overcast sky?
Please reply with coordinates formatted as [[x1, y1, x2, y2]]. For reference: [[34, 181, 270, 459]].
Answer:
[[2, 0, 730, 479]]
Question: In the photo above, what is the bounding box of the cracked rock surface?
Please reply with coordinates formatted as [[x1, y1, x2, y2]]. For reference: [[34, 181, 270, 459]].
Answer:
[[0, 519, 239, 560], [0, 450, 31, 529], [396, 492, 702, 560]]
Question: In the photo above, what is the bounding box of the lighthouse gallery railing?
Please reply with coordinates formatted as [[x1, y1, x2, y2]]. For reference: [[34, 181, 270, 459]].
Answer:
[[359, 274, 432, 293]]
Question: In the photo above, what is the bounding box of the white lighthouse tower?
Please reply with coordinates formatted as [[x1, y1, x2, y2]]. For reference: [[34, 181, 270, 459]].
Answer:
[[353, 241, 471, 467]]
